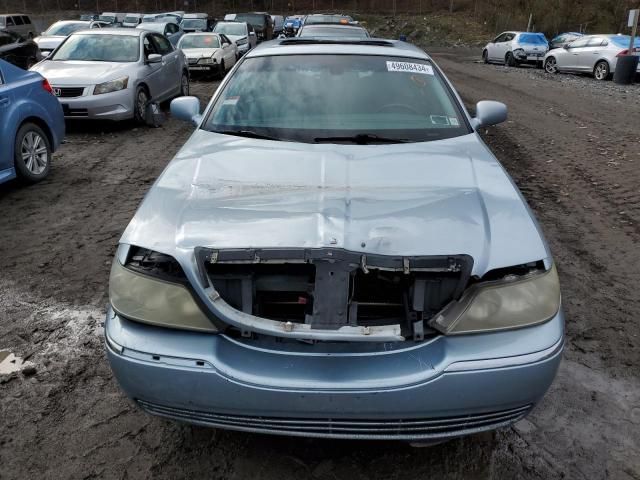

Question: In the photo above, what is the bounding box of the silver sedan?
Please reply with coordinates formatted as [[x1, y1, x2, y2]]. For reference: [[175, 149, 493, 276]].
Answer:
[[544, 34, 640, 80], [31, 29, 189, 122]]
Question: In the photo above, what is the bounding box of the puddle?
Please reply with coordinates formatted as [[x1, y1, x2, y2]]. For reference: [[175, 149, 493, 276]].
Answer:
[[0, 351, 27, 375]]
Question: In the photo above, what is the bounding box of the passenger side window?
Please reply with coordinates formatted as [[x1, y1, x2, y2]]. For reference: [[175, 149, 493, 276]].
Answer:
[[6, 16, 15, 26], [568, 38, 589, 48], [504, 33, 515, 42], [13, 16, 24, 25], [221, 34, 230, 46], [143, 35, 158, 58], [151, 33, 173, 55], [493, 34, 506, 43], [22, 16, 31, 25]]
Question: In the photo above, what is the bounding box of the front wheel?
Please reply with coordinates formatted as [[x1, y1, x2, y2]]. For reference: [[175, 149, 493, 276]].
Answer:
[[14, 123, 51, 183], [544, 57, 558, 74], [217, 60, 226, 79], [593, 60, 610, 81], [179, 72, 189, 96], [133, 86, 150, 125]]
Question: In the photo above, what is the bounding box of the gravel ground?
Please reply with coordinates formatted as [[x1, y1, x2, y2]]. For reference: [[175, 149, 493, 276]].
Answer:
[[1, 53, 639, 480]]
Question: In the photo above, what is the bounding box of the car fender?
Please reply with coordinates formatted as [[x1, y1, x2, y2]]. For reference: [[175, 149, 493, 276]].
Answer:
[[5, 86, 64, 153]]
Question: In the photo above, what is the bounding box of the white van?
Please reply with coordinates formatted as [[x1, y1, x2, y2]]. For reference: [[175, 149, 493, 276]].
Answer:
[[122, 13, 143, 27], [0, 14, 36, 38]]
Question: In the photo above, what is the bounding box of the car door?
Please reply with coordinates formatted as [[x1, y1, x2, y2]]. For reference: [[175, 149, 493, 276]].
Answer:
[[579, 36, 607, 71], [562, 37, 590, 71], [0, 64, 14, 173], [141, 33, 167, 99], [219, 34, 236, 67], [150, 33, 180, 98], [488, 33, 506, 60]]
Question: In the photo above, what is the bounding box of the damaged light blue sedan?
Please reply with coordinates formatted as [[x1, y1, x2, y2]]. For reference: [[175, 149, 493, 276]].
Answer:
[[105, 38, 563, 442]]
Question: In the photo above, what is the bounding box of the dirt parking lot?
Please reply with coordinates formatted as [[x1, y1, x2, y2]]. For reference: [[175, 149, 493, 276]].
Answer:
[[1, 52, 639, 480]]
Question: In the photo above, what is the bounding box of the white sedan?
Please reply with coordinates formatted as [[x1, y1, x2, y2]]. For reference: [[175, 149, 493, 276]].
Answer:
[[177, 33, 237, 77]]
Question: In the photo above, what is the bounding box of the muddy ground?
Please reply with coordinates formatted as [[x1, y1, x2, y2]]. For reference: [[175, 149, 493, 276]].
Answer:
[[1, 52, 639, 480]]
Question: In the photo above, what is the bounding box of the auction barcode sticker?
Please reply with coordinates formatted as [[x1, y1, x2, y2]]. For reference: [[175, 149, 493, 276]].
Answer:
[[386, 61, 434, 75]]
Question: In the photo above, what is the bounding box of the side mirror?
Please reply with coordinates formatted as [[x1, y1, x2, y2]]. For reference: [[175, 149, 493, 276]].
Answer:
[[146, 53, 162, 64], [471, 100, 507, 128], [171, 96, 202, 125]]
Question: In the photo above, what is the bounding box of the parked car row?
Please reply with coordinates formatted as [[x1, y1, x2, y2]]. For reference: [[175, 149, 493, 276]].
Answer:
[[483, 29, 640, 81]]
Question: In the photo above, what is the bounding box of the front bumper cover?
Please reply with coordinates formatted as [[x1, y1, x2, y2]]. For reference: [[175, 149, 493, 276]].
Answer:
[[105, 306, 564, 440]]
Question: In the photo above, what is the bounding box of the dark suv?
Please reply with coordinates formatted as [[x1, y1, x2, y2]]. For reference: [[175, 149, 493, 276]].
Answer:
[[234, 13, 273, 41]]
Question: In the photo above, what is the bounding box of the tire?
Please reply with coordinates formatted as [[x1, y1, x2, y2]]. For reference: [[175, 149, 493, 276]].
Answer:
[[506, 52, 517, 67], [544, 57, 558, 74], [133, 85, 150, 125], [14, 123, 51, 183], [179, 71, 189, 96], [217, 60, 225, 79], [593, 60, 610, 81], [482, 50, 488, 64]]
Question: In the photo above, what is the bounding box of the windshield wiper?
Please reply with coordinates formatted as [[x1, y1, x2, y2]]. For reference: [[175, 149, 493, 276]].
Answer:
[[213, 129, 281, 141], [314, 133, 409, 144]]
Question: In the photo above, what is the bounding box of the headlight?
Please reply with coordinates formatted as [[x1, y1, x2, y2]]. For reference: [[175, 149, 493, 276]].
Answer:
[[198, 57, 215, 64], [93, 76, 129, 95], [109, 245, 217, 332], [430, 264, 560, 335]]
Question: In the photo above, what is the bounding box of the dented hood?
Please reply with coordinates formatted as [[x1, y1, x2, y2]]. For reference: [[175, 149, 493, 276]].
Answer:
[[121, 130, 550, 276]]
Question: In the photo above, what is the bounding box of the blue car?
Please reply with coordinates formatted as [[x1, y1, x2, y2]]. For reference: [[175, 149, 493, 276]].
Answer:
[[0, 59, 64, 185]]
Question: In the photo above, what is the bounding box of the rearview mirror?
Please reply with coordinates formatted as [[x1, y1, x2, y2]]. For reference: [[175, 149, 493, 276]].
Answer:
[[146, 53, 162, 64], [171, 96, 202, 125], [471, 100, 507, 128]]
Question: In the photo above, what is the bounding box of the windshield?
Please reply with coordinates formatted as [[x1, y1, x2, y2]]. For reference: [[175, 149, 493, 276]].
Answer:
[[214, 22, 246, 36], [124, 16, 140, 23], [99, 15, 115, 23], [179, 34, 219, 48], [203, 55, 469, 143], [299, 26, 368, 38], [519, 33, 547, 45], [305, 15, 353, 25], [45, 22, 88, 36], [51, 34, 140, 62], [234, 14, 265, 28], [181, 19, 207, 29], [609, 35, 640, 48]]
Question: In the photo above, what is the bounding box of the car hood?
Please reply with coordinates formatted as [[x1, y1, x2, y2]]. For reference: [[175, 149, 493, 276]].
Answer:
[[33, 36, 65, 50], [121, 131, 550, 277], [30, 60, 132, 85], [181, 47, 220, 57]]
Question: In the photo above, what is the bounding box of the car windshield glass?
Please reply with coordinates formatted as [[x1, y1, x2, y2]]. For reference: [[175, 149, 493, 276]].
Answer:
[[609, 35, 640, 48], [180, 35, 219, 48], [99, 15, 115, 23], [234, 14, 265, 27], [45, 22, 87, 36], [52, 34, 140, 62], [305, 15, 352, 25], [124, 16, 140, 23], [299, 26, 368, 38], [181, 19, 206, 29], [519, 34, 547, 44], [214, 22, 246, 35], [203, 55, 469, 143]]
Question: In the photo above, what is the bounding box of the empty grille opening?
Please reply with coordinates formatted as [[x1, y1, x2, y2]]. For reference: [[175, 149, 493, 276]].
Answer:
[[200, 248, 473, 340], [208, 263, 316, 323]]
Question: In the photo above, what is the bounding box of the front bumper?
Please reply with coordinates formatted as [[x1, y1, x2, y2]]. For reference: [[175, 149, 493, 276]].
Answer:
[[105, 306, 564, 440], [57, 87, 134, 121]]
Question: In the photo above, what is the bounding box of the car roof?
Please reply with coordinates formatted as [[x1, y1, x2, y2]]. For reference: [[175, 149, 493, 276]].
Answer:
[[301, 24, 366, 30], [183, 32, 219, 36], [246, 38, 430, 59], [74, 28, 144, 36]]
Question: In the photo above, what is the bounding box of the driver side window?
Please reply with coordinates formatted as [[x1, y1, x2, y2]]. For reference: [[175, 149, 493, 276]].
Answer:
[[493, 33, 507, 43], [143, 35, 158, 58], [568, 37, 589, 48], [151, 33, 173, 55]]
